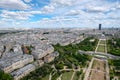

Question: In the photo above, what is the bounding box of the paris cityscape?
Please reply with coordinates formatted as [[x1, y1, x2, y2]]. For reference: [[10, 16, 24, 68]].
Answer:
[[0, 0, 120, 80]]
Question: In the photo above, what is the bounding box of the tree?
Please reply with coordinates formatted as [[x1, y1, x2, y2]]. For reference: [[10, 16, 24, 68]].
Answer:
[[0, 71, 13, 80]]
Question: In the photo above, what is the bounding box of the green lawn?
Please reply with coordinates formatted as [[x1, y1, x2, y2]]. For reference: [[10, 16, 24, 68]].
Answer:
[[97, 45, 105, 53], [109, 59, 120, 80], [61, 71, 73, 80], [73, 71, 81, 80], [99, 40, 106, 44]]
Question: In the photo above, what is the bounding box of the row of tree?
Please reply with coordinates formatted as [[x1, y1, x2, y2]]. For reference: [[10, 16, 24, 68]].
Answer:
[[0, 70, 13, 80], [21, 37, 93, 80], [107, 38, 120, 56], [109, 59, 120, 79]]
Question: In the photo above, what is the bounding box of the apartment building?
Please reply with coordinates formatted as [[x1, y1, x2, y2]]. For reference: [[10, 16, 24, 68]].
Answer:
[[11, 64, 35, 80]]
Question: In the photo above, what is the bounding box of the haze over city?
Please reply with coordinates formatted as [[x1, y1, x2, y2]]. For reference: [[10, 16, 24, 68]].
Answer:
[[0, 0, 120, 29]]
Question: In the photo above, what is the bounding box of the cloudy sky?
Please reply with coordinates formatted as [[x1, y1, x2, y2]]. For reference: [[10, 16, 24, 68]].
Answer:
[[0, 0, 120, 28]]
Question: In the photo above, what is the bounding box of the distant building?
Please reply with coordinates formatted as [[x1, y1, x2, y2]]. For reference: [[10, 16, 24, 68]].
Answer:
[[0, 54, 34, 73], [99, 24, 102, 30], [44, 54, 55, 63], [44, 51, 59, 63], [11, 64, 35, 80], [32, 49, 47, 59], [37, 60, 44, 66], [33, 60, 44, 68], [21, 45, 29, 54]]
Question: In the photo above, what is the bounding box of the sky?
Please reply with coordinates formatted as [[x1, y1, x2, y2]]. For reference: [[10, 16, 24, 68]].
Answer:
[[0, 0, 120, 29]]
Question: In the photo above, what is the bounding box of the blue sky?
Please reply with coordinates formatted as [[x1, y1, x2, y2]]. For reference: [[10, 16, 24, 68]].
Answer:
[[0, 0, 120, 28]]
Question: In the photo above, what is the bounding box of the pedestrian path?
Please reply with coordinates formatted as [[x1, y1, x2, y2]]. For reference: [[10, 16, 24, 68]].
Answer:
[[84, 38, 109, 80], [95, 39, 107, 53]]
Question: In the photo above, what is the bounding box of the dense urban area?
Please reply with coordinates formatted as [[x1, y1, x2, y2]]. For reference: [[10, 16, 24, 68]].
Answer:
[[0, 27, 120, 80]]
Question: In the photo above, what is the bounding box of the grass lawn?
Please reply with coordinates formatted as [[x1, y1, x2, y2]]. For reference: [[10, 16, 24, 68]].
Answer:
[[73, 72, 80, 80], [61, 71, 73, 80], [41, 75, 49, 80], [99, 40, 106, 44], [97, 45, 105, 53]]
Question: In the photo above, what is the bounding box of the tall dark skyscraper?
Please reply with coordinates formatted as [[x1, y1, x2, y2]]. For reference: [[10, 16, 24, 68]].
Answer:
[[99, 24, 102, 30]]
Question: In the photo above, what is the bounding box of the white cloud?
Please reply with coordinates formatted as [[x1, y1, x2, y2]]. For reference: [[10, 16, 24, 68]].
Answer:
[[52, 0, 73, 6], [85, 6, 108, 13], [41, 0, 74, 14], [34, 17, 119, 28], [0, 10, 33, 20], [0, 16, 119, 28], [117, 5, 120, 9], [0, 0, 120, 28], [24, 0, 31, 3], [42, 5, 55, 13], [0, 10, 43, 20], [30, 11, 42, 14], [0, 0, 31, 10], [65, 10, 83, 16]]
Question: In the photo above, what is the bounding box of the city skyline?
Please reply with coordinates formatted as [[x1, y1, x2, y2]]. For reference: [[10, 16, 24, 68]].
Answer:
[[0, 0, 120, 28]]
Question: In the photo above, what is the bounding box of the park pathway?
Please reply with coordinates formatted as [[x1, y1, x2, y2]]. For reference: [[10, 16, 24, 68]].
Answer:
[[84, 38, 109, 80], [95, 39, 107, 53], [83, 58, 94, 80], [70, 71, 76, 80]]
